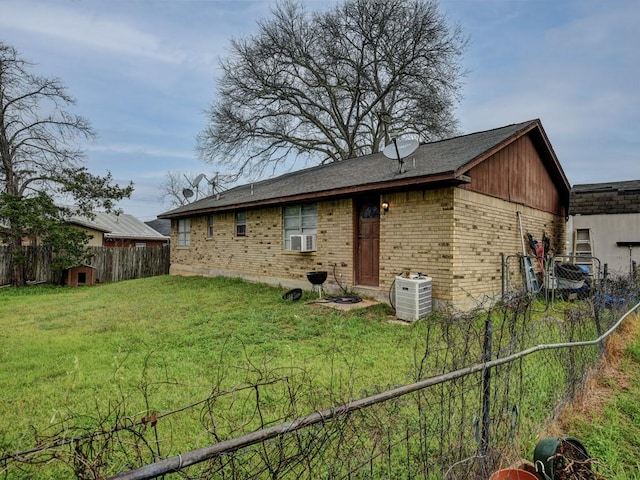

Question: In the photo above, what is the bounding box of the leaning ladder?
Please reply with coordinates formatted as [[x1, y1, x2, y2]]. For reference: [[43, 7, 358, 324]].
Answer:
[[573, 228, 594, 275], [517, 211, 539, 293], [521, 256, 540, 293]]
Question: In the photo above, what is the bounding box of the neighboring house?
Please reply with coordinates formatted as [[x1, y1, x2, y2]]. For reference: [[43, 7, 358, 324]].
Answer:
[[68, 221, 111, 247], [158, 119, 570, 309], [145, 218, 172, 238], [568, 180, 640, 277], [0, 221, 109, 247], [69, 212, 170, 247]]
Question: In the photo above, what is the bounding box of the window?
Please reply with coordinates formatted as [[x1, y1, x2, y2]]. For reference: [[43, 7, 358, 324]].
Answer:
[[177, 218, 191, 247], [207, 215, 214, 238], [283, 204, 317, 250], [235, 211, 247, 237]]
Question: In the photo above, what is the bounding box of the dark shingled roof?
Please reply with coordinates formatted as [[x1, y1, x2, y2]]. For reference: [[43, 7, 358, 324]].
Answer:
[[145, 218, 171, 237], [160, 119, 560, 219], [570, 179, 640, 215]]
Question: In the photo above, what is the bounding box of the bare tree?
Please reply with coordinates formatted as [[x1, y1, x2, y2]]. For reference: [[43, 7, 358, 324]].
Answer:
[[0, 42, 133, 286], [159, 170, 232, 208], [198, 0, 467, 180], [159, 171, 192, 208]]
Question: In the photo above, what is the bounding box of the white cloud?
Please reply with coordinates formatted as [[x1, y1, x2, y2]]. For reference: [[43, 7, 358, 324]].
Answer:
[[0, 1, 184, 64], [87, 143, 195, 161]]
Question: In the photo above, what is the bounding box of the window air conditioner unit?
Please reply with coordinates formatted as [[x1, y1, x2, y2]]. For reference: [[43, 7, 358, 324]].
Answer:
[[290, 234, 317, 252]]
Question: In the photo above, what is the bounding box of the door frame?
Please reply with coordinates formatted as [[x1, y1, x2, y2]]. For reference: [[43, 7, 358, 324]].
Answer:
[[353, 196, 381, 286]]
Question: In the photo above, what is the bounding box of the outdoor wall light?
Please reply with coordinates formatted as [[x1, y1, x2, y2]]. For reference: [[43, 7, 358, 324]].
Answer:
[[381, 201, 390, 213]]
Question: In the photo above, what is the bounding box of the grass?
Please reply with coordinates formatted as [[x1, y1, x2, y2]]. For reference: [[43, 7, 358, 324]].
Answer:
[[550, 312, 640, 479], [1, 275, 639, 478], [0, 276, 423, 460]]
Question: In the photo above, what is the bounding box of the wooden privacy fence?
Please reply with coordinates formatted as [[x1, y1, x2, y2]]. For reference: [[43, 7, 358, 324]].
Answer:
[[89, 246, 170, 283], [0, 245, 170, 285]]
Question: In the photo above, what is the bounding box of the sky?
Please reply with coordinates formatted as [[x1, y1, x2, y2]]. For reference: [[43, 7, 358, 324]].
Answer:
[[1, 0, 638, 221]]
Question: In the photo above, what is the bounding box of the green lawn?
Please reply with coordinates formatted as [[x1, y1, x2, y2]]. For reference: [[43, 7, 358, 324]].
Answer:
[[2, 276, 639, 479], [558, 317, 640, 479], [0, 276, 422, 465]]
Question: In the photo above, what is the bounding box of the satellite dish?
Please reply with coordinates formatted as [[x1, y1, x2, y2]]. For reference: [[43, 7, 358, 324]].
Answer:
[[382, 138, 419, 161], [192, 173, 206, 187], [182, 188, 194, 199]]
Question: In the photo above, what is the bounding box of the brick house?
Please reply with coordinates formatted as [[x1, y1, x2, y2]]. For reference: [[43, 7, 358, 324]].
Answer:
[[159, 119, 570, 309], [568, 180, 640, 277]]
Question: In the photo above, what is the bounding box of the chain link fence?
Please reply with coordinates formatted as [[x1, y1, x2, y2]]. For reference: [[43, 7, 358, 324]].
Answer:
[[502, 254, 606, 312]]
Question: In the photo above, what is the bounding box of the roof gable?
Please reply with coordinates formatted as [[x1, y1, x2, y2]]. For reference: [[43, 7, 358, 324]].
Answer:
[[160, 119, 569, 218]]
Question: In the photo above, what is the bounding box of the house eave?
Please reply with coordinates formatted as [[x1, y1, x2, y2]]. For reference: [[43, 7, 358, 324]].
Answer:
[[104, 234, 170, 241], [68, 220, 111, 233], [158, 172, 469, 219]]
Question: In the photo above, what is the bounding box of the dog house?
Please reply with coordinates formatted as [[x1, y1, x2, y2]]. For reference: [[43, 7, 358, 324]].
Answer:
[[65, 265, 97, 287]]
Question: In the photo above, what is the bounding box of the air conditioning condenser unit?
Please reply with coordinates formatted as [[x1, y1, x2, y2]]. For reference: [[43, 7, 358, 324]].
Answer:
[[395, 274, 432, 322]]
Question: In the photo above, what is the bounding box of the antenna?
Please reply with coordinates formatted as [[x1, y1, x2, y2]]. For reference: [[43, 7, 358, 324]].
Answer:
[[182, 172, 227, 202], [382, 138, 419, 173]]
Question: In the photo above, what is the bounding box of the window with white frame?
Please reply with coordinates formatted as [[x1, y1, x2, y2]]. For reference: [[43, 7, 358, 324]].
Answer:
[[207, 214, 214, 238], [235, 211, 247, 237], [177, 218, 191, 247], [283, 204, 317, 250]]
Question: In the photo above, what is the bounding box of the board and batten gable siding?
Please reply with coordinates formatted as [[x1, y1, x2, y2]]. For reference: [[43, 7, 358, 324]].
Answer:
[[169, 199, 355, 292], [462, 134, 565, 216], [451, 188, 566, 308]]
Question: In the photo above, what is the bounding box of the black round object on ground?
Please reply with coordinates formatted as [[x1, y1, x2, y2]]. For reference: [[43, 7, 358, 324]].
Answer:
[[327, 294, 362, 304], [282, 288, 303, 302]]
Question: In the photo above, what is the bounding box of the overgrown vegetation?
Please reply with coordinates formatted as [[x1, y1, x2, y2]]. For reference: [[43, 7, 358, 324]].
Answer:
[[548, 312, 640, 480]]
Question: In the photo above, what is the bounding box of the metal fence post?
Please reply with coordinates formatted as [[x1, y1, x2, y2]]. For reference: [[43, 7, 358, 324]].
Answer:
[[591, 262, 607, 355], [480, 310, 493, 461], [500, 253, 505, 301]]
